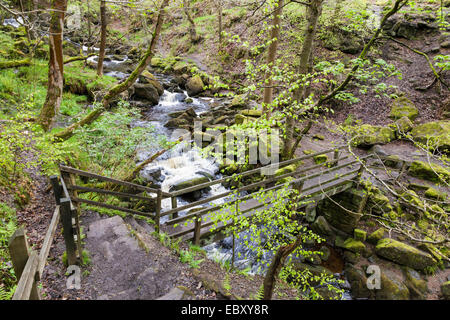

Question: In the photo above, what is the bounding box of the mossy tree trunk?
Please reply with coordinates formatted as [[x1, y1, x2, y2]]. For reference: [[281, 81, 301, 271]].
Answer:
[[283, 0, 323, 159], [183, 0, 199, 43], [97, 0, 107, 76], [38, 0, 67, 131], [262, 0, 284, 117], [54, 0, 170, 141]]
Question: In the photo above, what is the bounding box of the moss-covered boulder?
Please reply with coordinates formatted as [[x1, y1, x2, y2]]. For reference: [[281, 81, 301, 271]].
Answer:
[[230, 94, 248, 109], [354, 124, 396, 147], [336, 237, 366, 254], [311, 216, 333, 236], [354, 229, 367, 242], [410, 121, 450, 154], [376, 271, 410, 300], [368, 228, 385, 244], [186, 75, 204, 96], [375, 238, 437, 270], [408, 160, 450, 183], [313, 154, 328, 164], [345, 265, 373, 299], [424, 187, 447, 201], [394, 116, 414, 135], [403, 267, 428, 300], [169, 176, 210, 192], [140, 70, 164, 95], [368, 188, 393, 215], [441, 281, 450, 300], [389, 97, 418, 121], [240, 109, 262, 117]]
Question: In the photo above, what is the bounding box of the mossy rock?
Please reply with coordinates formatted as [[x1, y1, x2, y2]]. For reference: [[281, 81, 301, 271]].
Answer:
[[424, 187, 447, 201], [441, 281, 450, 300], [311, 216, 333, 236], [368, 228, 385, 244], [368, 188, 393, 214], [313, 154, 328, 164], [376, 271, 410, 300], [169, 176, 210, 192], [336, 237, 366, 254], [353, 124, 396, 147], [140, 70, 164, 95], [230, 94, 248, 109], [186, 75, 204, 96], [345, 265, 373, 299], [240, 109, 262, 117], [410, 121, 450, 154], [234, 114, 251, 125], [375, 238, 437, 270], [389, 96, 418, 121], [394, 116, 414, 135], [403, 267, 428, 300], [408, 160, 450, 184], [354, 229, 367, 242]]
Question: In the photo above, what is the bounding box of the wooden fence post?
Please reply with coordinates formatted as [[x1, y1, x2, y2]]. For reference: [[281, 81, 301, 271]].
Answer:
[[333, 149, 339, 167], [194, 214, 201, 246], [155, 189, 162, 233], [50, 175, 62, 205], [67, 173, 83, 259], [60, 198, 77, 266], [171, 196, 178, 219], [8, 228, 40, 300]]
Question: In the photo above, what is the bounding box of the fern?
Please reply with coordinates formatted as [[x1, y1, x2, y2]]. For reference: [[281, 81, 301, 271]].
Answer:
[[0, 285, 15, 300]]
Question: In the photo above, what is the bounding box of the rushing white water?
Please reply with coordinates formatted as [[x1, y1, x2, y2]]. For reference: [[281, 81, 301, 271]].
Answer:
[[3, 17, 23, 28]]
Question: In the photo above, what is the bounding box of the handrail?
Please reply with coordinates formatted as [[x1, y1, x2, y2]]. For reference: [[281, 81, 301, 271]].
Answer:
[[59, 165, 172, 197], [170, 145, 346, 197]]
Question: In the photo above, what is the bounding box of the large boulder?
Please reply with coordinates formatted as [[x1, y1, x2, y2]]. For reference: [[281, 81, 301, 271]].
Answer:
[[403, 267, 428, 300], [389, 97, 418, 121], [408, 160, 450, 183], [353, 124, 396, 147], [376, 270, 410, 300], [410, 121, 450, 154], [317, 188, 365, 234], [140, 71, 164, 95], [375, 238, 437, 270], [133, 83, 160, 105], [344, 265, 373, 299], [186, 75, 204, 96]]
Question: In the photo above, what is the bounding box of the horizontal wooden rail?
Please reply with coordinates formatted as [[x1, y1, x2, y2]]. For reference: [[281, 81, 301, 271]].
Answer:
[[12, 251, 39, 300], [69, 185, 156, 201], [72, 197, 154, 217], [170, 145, 346, 197], [59, 165, 171, 197]]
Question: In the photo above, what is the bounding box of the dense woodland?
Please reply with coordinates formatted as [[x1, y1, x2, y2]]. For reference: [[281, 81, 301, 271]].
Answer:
[[0, 0, 449, 301]]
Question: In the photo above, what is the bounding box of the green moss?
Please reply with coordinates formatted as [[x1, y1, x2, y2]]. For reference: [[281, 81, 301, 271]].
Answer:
[[389, 96, 418, 121], [353, 124, 396, 147], [408, 160, 450, 183], [354, 229, 367, 241], [368, 227, 385, 244], [375, 238, 437, 270], [424, 187, 447, 200], [313, 154, 328, 164], [336, 237, 366, 254], [410, 121, 450, 154]]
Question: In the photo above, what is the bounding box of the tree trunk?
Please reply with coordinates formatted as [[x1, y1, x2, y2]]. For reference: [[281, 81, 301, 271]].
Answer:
[[97, 0, 107, 76], [217, 1, 223, 49], [263, 235, 302, 300], [38, 0, 67, 131], [262, 0, 284, 117], [283, 0, 323, 159], [183, 0, 199, 43], [54, 0, 170, 141]]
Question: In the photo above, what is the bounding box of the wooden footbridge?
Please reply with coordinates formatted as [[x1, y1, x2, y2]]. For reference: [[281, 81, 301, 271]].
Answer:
[[54, 145, 370, 252]]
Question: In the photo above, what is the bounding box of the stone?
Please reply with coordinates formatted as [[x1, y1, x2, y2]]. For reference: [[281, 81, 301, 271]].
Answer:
[[376, 270, 410, 300], [319, 246, 331, 262], [410, 121, 450, 154], [389, 97, 418, 121], [441, 281, 450, 300], [311, 216, 333, 236], [140, 166, 165, 188], [345, 265, 373, 299], [230, 94, 248, 109], [156, 287, 193, 300], [336, 237, 366, 254], [318, 188, 364, 233], [367, 228, 385, 245], [375, 238, 437, 270], [353, 124, 396, 147], [169, 176, 210, 192], [424, 187, 447, 201], [140, 70, 164, 95], [240, 109, 262, 117], [343, 251, 359, 264], [186, 75, 204, 96], [394, 116, 414, 135], [354, 229, 367, 242], [133, 83, 160, 105], [313, 154, 328, 164], [403, 267, 428, 300], [164, 118, 189, 128], [408, 160, 450, 183]]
